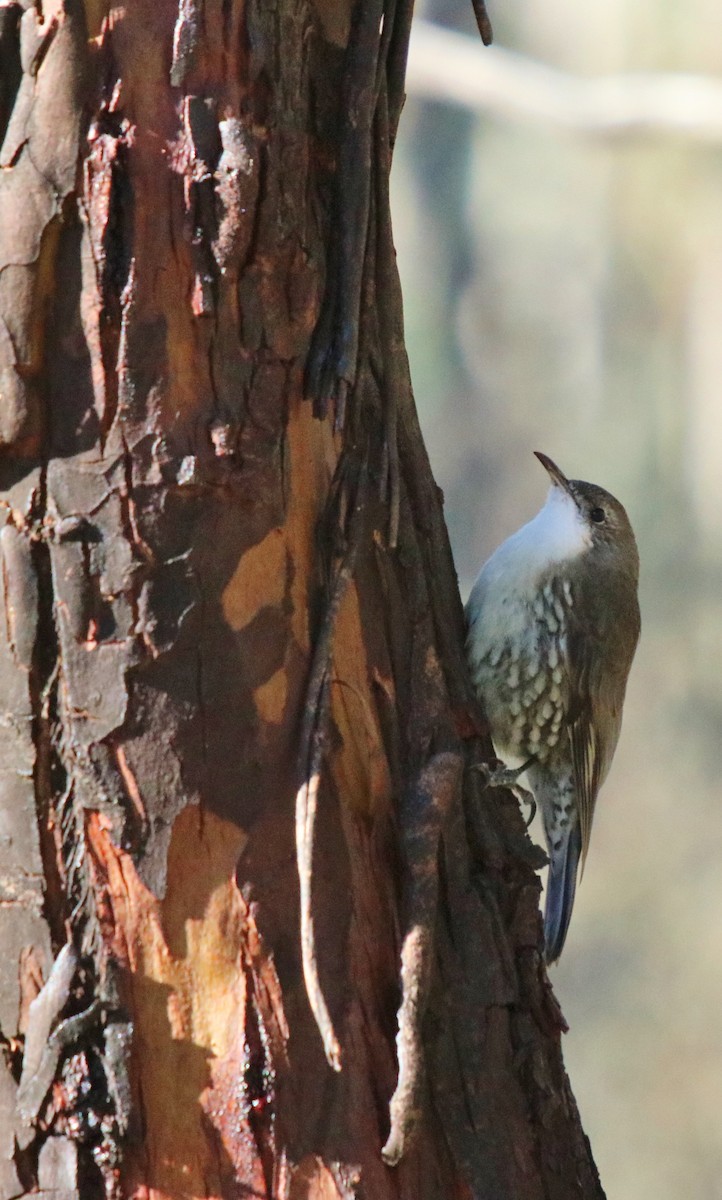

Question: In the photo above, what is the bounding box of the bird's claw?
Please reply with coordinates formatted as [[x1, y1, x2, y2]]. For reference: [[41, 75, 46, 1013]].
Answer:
[[521, 792, 537, 827], [473, 759, 537, 826]]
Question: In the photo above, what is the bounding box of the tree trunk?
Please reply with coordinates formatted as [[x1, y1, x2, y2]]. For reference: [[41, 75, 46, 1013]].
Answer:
[[0, 0, 605, 1197]]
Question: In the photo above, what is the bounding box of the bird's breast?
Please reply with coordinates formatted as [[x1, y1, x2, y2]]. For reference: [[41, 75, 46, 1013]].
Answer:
[[466, 572, 574, 764]]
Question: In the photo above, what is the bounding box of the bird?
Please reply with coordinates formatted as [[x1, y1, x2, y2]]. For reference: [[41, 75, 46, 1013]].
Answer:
[[465, 452, 640, 963]]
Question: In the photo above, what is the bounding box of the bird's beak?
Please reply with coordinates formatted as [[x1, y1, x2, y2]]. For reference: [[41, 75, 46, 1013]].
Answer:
[[534, 451, 575, 499]]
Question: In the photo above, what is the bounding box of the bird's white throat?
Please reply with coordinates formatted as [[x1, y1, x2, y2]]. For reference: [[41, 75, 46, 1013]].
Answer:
[[524, 485, 591, 563], [482, 485, 591, 589]]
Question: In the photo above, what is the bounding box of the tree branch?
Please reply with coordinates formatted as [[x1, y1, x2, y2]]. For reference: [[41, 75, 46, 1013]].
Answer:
[[407, 18, 722, 141]]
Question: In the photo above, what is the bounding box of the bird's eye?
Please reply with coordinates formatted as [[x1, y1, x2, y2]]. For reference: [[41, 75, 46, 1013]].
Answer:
[[590, 507, 605, 523]]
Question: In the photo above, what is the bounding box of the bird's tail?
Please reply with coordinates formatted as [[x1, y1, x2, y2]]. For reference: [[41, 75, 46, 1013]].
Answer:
[[543, 822, 582, 964]]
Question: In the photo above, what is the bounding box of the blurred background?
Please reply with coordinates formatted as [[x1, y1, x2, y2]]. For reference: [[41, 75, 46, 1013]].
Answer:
[[394, 3, 722, 1197]]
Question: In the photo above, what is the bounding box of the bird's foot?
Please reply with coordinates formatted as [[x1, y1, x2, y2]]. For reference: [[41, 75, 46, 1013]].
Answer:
[[473, 757, 537, 827]]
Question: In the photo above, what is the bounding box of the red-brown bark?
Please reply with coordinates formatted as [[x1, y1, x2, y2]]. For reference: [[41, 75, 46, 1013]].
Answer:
[[0, 0, 605, 1196]]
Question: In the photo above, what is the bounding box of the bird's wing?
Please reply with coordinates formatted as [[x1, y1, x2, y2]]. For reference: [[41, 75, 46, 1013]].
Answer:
[[564, 581, 639, 869], [567, 694, 609, 871]]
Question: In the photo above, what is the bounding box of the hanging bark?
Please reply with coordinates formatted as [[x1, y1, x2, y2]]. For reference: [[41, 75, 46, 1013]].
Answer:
[[0, 0, 606, 1197]]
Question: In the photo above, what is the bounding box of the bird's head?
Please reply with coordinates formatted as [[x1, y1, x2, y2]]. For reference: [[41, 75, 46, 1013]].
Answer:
[[534, 451, 639, 574]]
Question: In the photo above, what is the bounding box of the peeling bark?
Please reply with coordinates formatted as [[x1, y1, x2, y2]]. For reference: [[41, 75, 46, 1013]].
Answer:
[[0, 0, 605, 1197]]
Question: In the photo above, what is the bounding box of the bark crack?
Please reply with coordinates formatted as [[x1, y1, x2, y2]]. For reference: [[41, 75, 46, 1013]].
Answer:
[[295, 462, 368, 1072], [29, 463, 66, 948]]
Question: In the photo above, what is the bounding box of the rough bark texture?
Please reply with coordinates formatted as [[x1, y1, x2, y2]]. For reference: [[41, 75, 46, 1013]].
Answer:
[[0, 0, 606, 1197]]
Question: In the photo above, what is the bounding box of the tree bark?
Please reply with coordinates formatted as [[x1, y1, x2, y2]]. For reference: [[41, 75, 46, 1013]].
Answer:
[[0, 0, 605, 1197]]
